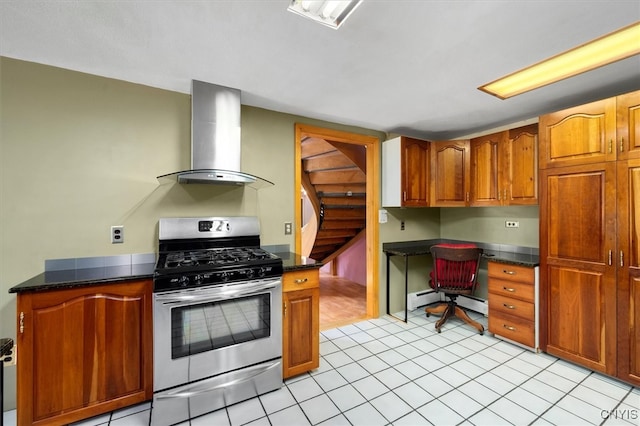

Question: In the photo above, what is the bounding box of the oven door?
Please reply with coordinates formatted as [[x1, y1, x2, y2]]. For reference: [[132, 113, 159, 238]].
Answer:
[[153, 277, 282, 392]]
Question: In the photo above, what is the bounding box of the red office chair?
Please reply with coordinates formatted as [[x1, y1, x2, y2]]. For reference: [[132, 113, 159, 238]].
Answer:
[[425, 243, 484, 334]]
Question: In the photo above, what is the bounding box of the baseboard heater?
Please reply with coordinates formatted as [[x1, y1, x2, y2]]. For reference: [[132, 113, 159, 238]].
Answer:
[[407, 290, 438, 311], [407, 291, 488, 316]]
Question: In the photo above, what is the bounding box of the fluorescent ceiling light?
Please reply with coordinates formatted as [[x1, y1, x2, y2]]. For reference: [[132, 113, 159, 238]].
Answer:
[[288, 0, 363, 29], [479, 21, 640, 99]]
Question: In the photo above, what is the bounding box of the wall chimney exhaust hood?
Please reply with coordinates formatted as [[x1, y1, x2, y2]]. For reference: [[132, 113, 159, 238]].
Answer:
[[157, 80, 274, 188]]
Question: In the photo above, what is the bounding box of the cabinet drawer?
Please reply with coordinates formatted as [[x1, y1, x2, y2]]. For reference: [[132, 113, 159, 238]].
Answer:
[[489, 293, 534, 321], [488, 262, 534, 284], [283, 269, 319, 292], [489, 311, 535, 348], [488, 278, 534, 302]]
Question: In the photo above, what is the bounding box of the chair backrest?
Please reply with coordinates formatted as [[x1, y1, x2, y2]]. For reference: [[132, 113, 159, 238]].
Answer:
[[430, 243, 483, 294]]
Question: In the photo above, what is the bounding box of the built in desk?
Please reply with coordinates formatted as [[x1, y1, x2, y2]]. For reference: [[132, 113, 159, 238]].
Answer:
[[382, 239, 539, 322]]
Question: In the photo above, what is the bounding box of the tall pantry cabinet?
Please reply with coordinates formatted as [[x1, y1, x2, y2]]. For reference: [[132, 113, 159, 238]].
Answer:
[[539, 90, 640, 386]]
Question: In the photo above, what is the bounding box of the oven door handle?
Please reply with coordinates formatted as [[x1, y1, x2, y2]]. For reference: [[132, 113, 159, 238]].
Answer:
[[155, 360, 281, 399], [155, 279, 279, 306]]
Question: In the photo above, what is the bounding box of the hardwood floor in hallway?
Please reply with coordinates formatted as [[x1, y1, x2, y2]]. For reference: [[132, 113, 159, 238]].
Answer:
[[319, 272, 367, 330]]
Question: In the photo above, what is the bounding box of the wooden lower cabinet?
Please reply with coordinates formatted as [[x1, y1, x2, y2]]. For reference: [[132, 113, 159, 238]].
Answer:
[[488, 262, 538, 350], [16, 280, 153, 426], [282, 269, 320, 379]]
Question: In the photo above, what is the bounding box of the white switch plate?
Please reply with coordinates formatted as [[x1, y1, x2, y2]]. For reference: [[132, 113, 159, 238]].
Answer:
[[378, 209, 388, 223]]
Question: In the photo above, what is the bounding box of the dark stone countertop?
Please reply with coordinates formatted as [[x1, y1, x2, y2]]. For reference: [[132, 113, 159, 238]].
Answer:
[[383, 239, 539, 267], [0, 338, 13, 357], [8, 263, 157, 294], [272, 252, 323, 271], [9, 252, 322, 294]]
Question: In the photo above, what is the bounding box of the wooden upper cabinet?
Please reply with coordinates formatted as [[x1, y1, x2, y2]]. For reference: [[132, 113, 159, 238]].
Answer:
[[617, 91, 640, 161], [539, 97, 617, 169], [506, 124, 538, 205], [402, 137, 430, 206], [430, 140, 470, 206], [382, 136, 429, 207], [471, 132, 504, 206], [464, 124, 539, 207]]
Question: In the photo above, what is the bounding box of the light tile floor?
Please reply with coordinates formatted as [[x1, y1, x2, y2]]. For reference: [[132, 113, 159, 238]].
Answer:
[[4, 309, 639, 426]]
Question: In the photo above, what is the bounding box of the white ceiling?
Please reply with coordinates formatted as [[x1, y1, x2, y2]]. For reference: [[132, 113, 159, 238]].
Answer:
[[1, 1, 639, 139]]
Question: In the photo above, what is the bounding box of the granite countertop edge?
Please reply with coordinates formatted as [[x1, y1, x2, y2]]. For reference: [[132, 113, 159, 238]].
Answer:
[[9, 252, 322, 294], [8, 264, 157, 294], [383, 239, 540, 267]]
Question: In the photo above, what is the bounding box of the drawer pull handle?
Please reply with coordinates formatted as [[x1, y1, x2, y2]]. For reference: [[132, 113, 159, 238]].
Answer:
[[503, 287, 516, 292], [503, 303, 516, 309], [503, 324, 516, 331], [502, 270, 516, 275], [294, 278, 308, 284]]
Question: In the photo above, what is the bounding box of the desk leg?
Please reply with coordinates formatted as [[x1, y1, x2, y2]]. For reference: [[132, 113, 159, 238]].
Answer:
[[403, 256, 408, 322], [386, 253, 390, 316]]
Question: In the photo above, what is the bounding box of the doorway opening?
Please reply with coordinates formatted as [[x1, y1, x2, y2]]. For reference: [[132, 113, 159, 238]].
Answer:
[[294, 124, 379, 330]]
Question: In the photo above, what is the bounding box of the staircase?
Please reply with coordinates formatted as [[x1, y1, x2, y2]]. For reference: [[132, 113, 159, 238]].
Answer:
[[301, 137, 366, 262]]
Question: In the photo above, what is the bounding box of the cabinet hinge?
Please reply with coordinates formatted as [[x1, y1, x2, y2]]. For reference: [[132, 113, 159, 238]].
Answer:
[[620, 138, 625, 153], [283, 302, 287, 316], [608, 250, 612, 266], [609, 140, 613, 153], [19, 312, 24, 334], [620, 250, 624, 267]]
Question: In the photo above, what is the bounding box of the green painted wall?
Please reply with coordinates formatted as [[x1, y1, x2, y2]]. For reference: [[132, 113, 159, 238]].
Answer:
[[0, 57, 384, 411]]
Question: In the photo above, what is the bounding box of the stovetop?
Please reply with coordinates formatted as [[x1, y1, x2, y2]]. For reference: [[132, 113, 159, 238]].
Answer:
[[159, 247, 279, 271], [153, 216, 283, 292]]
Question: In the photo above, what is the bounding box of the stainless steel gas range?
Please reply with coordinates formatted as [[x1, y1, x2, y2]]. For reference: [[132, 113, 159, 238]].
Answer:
[[151, 216, 283, 426]]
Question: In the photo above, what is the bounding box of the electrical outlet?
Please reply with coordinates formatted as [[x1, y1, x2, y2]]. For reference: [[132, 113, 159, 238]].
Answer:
[[505, 221, 519, 228], [111, 225, 124, 243], [400, 220, 405, 231], [284, 222, 292, 235], [1, 344, 16, 367]]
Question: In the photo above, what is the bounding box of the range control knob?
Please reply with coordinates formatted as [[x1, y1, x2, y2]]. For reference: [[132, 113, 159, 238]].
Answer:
[[178, 276, 189, 287], [245, 268, 255, 279], [193, 274, 203, 285], [257, 267, 266, 278], [219, 271, 230, 282]]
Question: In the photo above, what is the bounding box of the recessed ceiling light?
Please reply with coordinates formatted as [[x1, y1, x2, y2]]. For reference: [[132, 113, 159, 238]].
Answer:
[[288, 0, 363, 29], [479, 21, 640, 99]]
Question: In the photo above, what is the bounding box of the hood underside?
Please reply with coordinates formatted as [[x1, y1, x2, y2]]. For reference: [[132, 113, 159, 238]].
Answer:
[[158, 80, 273, 187]]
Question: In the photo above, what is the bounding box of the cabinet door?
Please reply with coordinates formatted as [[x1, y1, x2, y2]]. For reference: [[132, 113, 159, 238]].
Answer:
[[506, 125, 538, 205], [282, 287, 319, 379], [17, 280, 153, 426], [430, 140, 470, 206], [470, 132, 503, 206], [539, 97, 616, 169], [617, 91, 640, 161], [540, 163, 617, 375], [401, 137, 430, 207], [616, 159, 640, 386]]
